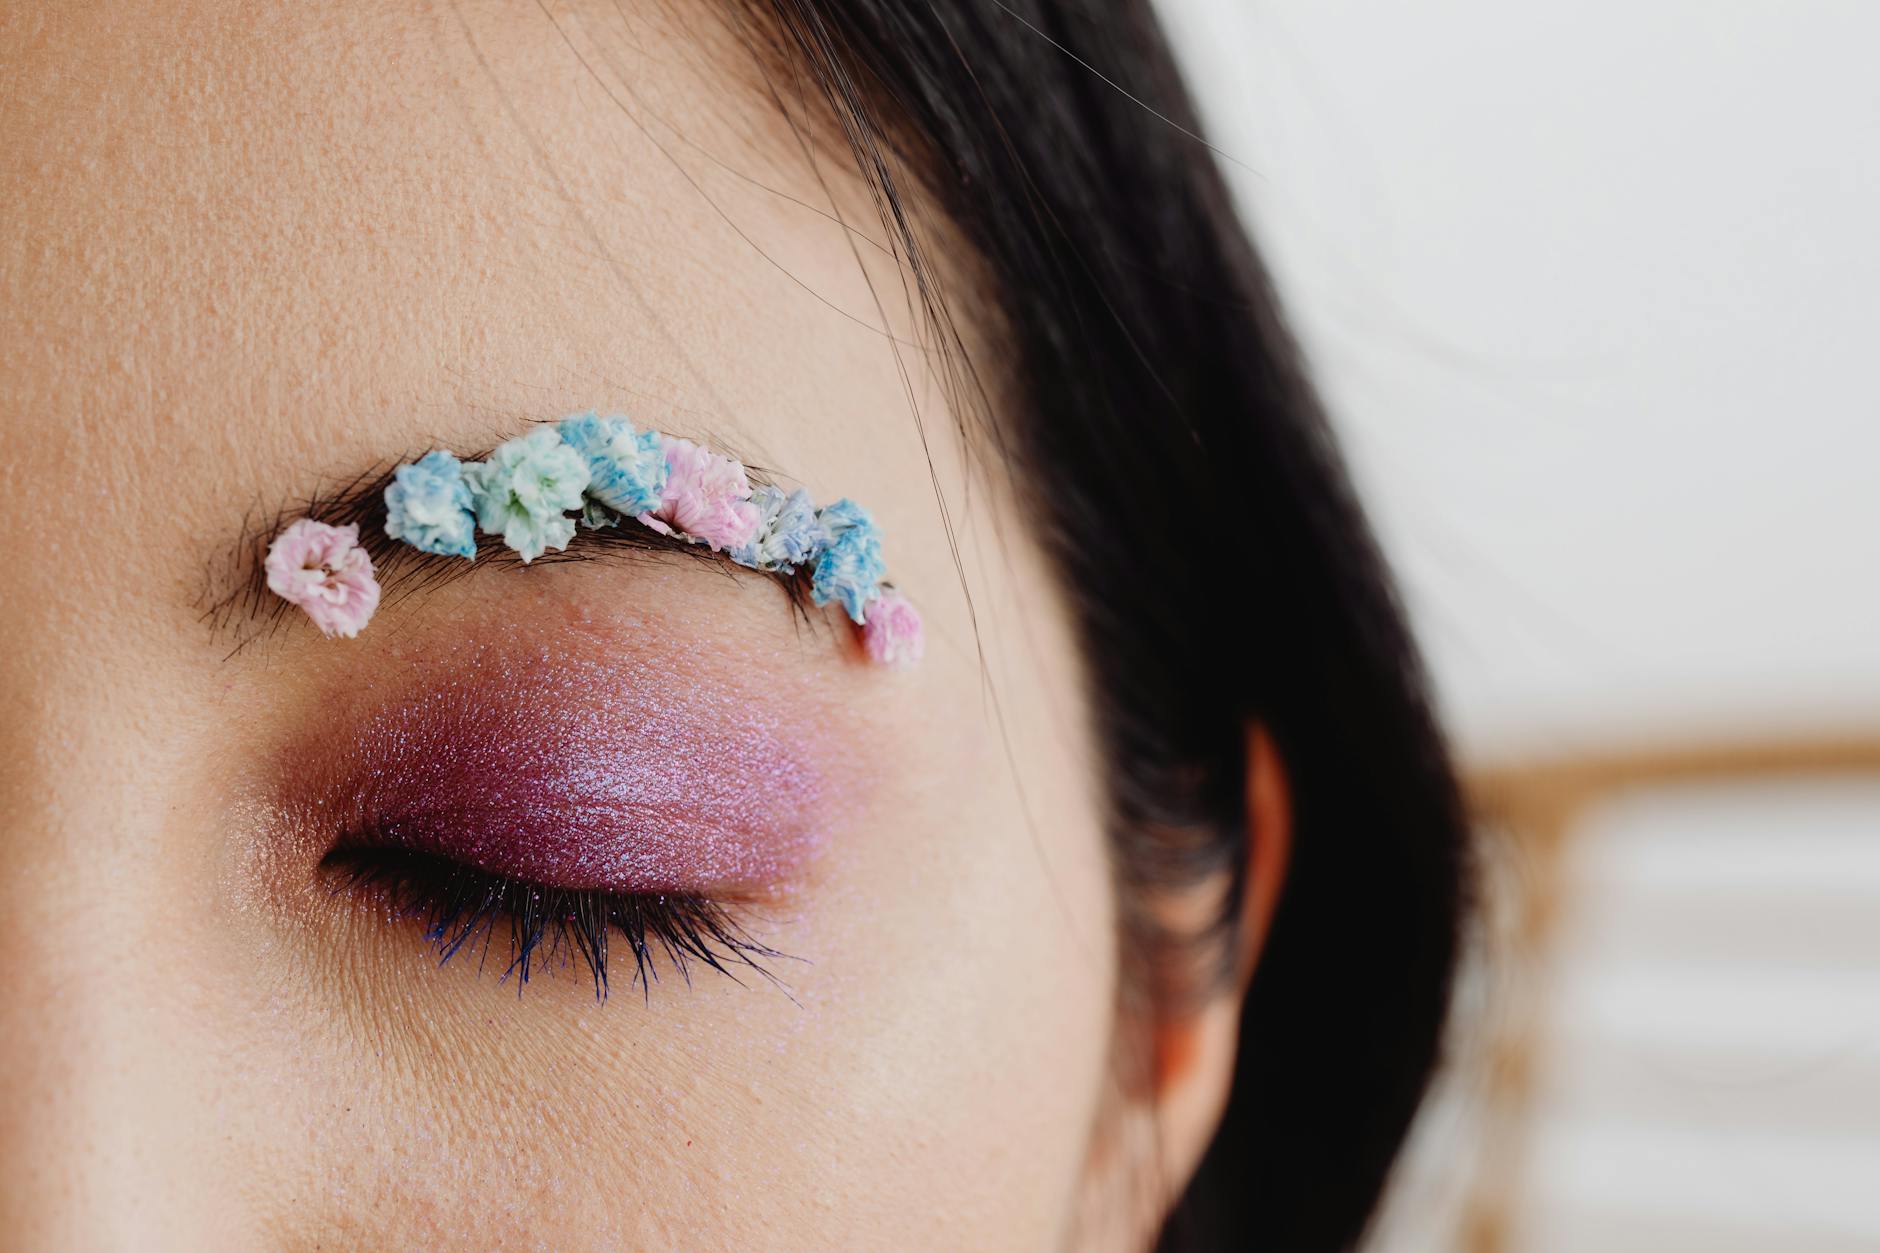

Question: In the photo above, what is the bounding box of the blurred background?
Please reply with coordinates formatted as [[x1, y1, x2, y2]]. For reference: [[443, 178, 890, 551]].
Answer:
[[1157, 3, 1880, 1249]]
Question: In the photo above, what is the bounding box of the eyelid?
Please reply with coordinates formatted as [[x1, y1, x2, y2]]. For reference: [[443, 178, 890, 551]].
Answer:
[[293, 657, 835, 896]]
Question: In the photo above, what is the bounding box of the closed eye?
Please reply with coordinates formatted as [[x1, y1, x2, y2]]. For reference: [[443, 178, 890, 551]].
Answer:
[[321, 844, 787, 1001]]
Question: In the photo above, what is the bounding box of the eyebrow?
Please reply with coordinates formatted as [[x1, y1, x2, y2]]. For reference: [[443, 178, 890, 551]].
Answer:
[[199, 434, 816, 655]]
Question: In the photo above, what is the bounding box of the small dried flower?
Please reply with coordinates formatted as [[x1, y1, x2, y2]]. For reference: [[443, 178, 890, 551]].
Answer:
[[264, 519, 381, 638], [384, 450, 477, 559], [810, 498, 885, 624], [463, 428, 590, 562], [646, 436, 761, 553], [862, 589, 923, 668], [558, 412, 668, 517], [730, 484, 828, 572]]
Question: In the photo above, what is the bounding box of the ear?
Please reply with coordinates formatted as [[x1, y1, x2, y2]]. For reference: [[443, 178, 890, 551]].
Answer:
[[1150, 725, 1292, 1194]]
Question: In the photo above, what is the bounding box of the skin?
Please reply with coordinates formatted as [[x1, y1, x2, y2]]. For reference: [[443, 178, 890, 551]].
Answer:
[[0, 3, 1279, 1247]]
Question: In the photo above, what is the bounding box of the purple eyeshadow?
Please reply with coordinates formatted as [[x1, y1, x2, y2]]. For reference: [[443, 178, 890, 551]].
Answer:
[[309, 655, 834, 893]]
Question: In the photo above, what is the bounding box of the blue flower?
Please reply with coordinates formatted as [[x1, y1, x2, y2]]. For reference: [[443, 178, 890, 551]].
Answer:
[[557, 412, 667, 518], [384, 450, 478, 559], [463, 428, 590, 562], [809, 498, 885, 623], [731, 485, 829, 572]]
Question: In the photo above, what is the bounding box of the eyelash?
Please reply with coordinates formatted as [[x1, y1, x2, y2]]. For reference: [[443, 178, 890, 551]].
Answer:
[[322, 846, 783, 1001]]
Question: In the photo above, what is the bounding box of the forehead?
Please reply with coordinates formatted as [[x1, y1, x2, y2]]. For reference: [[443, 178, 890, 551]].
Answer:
[[0, 1, 962, 638]]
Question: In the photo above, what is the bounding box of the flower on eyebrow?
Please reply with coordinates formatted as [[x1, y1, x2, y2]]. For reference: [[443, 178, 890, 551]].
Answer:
[[383, 450, 477, 559], [862, 588, 923, 669], [810, 498, 885, 624], [272, 413, 919, 667], [264, 519, 381, 638], [731, 484, 828, 573], [643, 435, 762, 553], [462, 428, 591, 562], [558, 412, 668, 518]]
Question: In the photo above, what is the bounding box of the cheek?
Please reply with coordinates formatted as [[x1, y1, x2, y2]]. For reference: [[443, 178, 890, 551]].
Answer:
[[752, 679, 1118, 1245]]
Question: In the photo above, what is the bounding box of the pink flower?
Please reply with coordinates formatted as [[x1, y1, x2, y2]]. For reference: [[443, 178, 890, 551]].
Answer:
[[264, 519, 381, 638], [861, 590, 923, 668], [645, 437, 762, 552]]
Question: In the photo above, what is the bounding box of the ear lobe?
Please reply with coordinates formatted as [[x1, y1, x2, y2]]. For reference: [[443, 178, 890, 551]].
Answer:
[[1149, 725, 1293, 1200]]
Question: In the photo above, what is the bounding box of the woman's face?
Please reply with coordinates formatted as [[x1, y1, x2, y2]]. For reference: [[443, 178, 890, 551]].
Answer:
[[0, 3, 1127, 1245]]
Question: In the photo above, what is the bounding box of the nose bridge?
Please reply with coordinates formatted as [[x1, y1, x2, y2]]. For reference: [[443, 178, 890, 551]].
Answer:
[[0, 681, 225, 1250]]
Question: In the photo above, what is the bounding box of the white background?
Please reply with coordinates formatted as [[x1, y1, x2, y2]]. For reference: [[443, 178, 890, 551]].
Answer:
[[1157, 1, 1880, 762]]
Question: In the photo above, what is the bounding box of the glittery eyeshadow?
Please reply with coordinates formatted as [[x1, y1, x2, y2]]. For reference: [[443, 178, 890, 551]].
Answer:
[[307, 653, 836, 893]]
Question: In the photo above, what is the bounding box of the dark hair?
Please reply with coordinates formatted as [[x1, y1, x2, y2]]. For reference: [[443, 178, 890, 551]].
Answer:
[[732, 2, 1471, 1247]]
